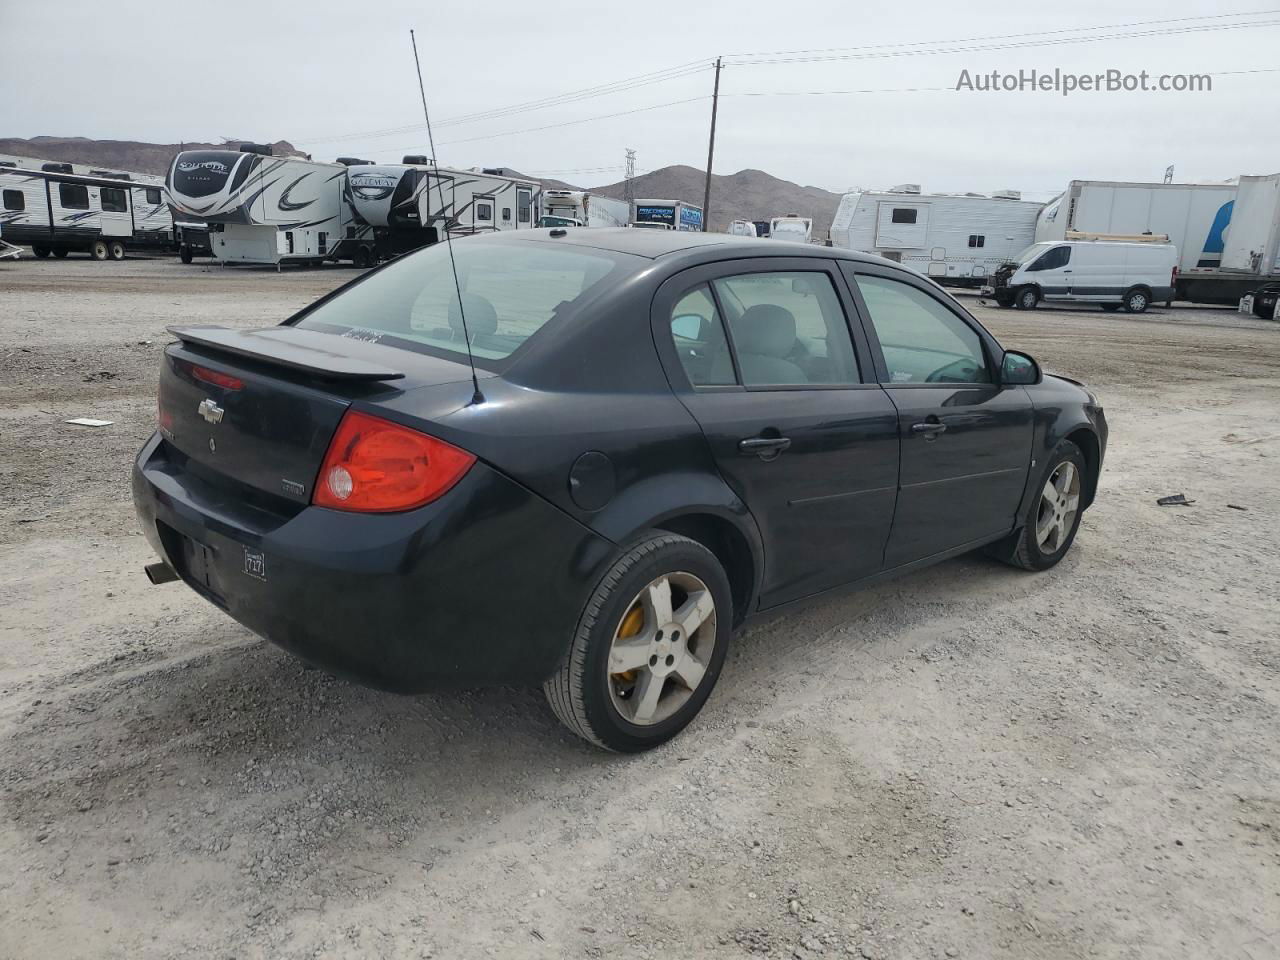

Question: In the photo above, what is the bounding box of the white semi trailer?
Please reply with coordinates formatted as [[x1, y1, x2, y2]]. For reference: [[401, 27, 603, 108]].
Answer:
[[539, 189, 628, 228]]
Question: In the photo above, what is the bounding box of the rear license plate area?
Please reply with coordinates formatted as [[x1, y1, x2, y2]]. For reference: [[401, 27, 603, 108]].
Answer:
[[157, 520, 227, 607]]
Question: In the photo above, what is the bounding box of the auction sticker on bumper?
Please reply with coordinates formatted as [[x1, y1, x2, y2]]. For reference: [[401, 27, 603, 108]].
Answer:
[[243, 546, 267, 581]]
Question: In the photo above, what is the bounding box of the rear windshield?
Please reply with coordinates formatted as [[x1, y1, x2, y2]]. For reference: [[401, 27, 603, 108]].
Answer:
[[294, 239, 627, 366]]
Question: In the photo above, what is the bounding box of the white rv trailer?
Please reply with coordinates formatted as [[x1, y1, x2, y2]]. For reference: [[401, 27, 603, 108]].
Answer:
[[343, 157, 540, 264], [0, 154, 174, 259], [167, 145, 363, 266], [726, 219, 758, 237], [770, 215, 812, 244], [829, 187, 1043, 286], [538, 189, 628, 228]]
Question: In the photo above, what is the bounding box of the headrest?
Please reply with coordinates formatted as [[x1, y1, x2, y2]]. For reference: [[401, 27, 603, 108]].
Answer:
[[735, 304, 796, 358], [448, 293, 498, 338]]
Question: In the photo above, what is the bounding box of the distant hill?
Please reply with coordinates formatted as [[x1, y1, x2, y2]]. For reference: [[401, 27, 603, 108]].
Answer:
[[0, 136, 308, 176], [466, 164, 846, 235]]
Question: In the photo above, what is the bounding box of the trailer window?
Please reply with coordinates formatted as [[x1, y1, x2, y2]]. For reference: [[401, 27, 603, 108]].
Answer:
[[101, 188, 127, 213], [2, 189, 23, 211], [968, 235, 985, 248], [476, 202, 493, 222], [502, 207, 511, 222], [145, 187, 162, 205], [891, 208, 917, 224], [59, 183, 89, 210], [517, 190, 531, 223]]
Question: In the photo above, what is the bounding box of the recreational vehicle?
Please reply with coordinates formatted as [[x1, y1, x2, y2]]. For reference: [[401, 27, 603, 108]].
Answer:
[[167, 145, 360, 266], [0, 156, 173, 259], [539, 190, 628, 228], [633, 198, 703, 232], [830, 187, 1043, 286], [727, 219, 758, 237], [344, 159, 540, 265]]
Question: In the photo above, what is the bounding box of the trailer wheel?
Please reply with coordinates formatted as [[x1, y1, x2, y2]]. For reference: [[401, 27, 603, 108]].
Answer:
[[108, 240, 126, 261], [32, 245, 51, 258], [89, 240, 109, 261], [354, 245, 373, 268], [1015, 286, 1039, 310], [179, 244, 194, 264], [52, 248, 68, 258]]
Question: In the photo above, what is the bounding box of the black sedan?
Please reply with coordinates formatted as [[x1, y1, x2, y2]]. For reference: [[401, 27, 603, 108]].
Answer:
[[133, 228, 1107, 751]]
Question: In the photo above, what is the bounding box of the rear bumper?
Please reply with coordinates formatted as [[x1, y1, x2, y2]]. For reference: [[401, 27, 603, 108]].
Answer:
[[132, 432, 614, 691]]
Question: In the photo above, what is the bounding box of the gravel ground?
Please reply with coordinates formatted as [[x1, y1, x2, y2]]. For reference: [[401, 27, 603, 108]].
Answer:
[[1, 255, 1278, 960]]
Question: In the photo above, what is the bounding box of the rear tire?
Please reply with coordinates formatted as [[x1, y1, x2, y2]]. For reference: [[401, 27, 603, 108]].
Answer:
[[1123, 287, 1150, 313], [89, 239, 109, 261], [108, 240, 125, 261], [1015, 286, 1039, 310], [544, 533, 732, 752], [1003, 440, 1087, 571], [52, 248, 68, 258], [32, 245, 51, 258], [179, 244, 194, 264]]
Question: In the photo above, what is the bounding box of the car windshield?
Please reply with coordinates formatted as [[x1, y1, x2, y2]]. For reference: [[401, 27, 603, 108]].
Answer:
[[294, 240, 627, 365], [1010, 243, 1048, 265]]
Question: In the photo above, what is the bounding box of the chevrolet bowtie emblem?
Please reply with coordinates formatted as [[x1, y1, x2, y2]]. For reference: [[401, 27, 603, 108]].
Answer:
[[198, 398, 225, 424]]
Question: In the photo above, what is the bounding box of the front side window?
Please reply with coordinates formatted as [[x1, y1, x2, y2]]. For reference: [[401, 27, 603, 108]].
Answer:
[[891, 208, 918, 224], [711, 271, 859, 387], [101, 187, 127, 212], [1028, 245, 1070, 271], [669, 284, 734, 386], [59, 183, 89, 210], [296, 241, 628, 366], [2, 189, 23, 211], [855, 274, 990, 384]]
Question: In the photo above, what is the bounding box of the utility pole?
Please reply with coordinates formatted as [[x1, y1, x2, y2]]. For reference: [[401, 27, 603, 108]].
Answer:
[[701, 57, 722, 232], [624, 148, 636, 204]]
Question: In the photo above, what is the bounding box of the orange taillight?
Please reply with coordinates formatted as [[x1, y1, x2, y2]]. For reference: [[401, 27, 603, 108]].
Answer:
[[311, 411, 475, 513]]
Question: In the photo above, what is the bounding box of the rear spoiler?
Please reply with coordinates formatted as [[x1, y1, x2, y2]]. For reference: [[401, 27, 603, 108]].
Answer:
[[166, 325, 405, 382]]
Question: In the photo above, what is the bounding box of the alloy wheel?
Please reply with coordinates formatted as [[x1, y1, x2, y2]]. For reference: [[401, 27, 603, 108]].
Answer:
[[607, 571, 717, 726], [1035, 461, 1081, 554]]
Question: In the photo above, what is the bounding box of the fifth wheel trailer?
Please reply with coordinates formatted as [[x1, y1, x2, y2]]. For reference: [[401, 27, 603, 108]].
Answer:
[[829, 188, 1043, 286]]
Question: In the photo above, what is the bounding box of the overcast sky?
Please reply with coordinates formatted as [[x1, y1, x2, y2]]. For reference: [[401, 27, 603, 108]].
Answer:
[[4, 1, 1278, 198]]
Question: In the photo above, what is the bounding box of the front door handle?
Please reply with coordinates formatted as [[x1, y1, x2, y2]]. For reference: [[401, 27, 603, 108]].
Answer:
[[739, 436, 791, 460], [911, 421, 948, 435]]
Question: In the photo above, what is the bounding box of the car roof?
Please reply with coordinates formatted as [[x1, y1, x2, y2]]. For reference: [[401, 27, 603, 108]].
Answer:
[[474, 227, 890, 265]]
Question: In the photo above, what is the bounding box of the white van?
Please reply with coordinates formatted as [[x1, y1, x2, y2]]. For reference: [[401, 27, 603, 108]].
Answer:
[[770, 215, 813, 244], [985, 236, 1178, 313], [727, 219, 758, 237]]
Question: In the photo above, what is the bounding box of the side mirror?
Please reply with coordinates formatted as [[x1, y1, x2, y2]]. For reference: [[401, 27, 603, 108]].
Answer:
[[1001, 350, 1041, 386], [671, 314, 705, 340]]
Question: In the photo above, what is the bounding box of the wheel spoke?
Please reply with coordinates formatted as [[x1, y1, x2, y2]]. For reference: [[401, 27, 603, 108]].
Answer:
[[1054, 462, 1075, 495], [643, 577, 673, 626], [1036, 511, 1055, 547], [1063, 493, 1080, 515], [630, 671, 666, 723], [673, 589, 715, 639], [609, 635, 653, 673], [674, 653, 707, 692]]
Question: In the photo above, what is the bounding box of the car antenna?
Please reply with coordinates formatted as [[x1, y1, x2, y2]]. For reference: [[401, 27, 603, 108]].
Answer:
[[410, 28, 484, 406]]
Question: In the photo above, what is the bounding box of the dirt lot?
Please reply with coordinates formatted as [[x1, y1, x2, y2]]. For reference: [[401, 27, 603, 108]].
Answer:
[[2, 255, 1278, 960]]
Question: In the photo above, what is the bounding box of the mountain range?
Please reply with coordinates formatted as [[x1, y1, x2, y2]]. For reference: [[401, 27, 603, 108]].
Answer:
[[0, 137, 844, 236]]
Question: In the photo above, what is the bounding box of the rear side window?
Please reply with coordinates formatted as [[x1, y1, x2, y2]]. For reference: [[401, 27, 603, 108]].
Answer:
[[101, 187, 127, 212], [670, 284, 734, 386], [295, 241, 627, 365], [146, 187, 162, 205], [855, 275, 990, 384], [59, 183, 89, 209], [1028, 245, 1070, 270], [712, 272, 859, 387], [2, 189, 23, 211]]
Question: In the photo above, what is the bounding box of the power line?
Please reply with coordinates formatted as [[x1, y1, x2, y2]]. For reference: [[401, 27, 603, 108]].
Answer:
[[436, 97, 710, 147]]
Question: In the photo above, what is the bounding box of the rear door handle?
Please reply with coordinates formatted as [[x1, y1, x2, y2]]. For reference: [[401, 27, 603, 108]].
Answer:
[[911, 421, 947, 435], [739, 436, 791, 459]]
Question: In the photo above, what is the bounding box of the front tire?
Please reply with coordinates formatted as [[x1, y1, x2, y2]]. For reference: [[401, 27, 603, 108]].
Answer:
[[1015, 286, 1039, 310], [545, 533, 732, 752], [52, 248, 68, 258], [89, 239, 109, 261], [1004, 441, 1087, 571], [32, 245, 51, 258]]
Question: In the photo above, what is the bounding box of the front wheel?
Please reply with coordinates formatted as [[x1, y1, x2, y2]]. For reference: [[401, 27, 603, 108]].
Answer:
[[52, 248, 68, 258], [32, 245, 51, 258], [545, 533, 732, 752], [89, 239, 109, 261], [1004, 441, 1087, 571], [1015, 286, 1039, 310]]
